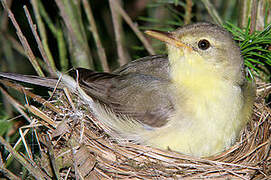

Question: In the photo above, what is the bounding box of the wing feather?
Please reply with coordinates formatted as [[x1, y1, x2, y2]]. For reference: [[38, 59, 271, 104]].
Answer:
[[70, 56, 174, 127]]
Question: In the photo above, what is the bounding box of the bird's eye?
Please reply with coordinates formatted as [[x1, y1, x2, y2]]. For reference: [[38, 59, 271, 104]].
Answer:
[[198, 39, 210, 50]]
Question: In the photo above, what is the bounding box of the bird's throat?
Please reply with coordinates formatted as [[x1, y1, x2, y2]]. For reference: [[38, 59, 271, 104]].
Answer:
[[169, 53, 240, 115], [169, 52, 223, 97]]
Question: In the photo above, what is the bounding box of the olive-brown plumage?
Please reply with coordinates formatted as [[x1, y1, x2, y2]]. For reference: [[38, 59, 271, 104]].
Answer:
[[0, 22, 255, 157]]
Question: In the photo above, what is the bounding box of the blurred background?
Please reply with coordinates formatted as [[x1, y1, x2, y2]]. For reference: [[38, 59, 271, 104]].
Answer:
[[1, 0, 270, 73], [0, 0, 270, 177]]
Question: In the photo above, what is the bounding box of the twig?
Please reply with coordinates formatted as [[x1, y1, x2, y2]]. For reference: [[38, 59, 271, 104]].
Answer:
[[7, 127, 32, 161], [249, 0, 258, 34], [63, 87, 76, 111], [37, 0, 69, 71], [0, 84, 41, 162], [110, 0, 155, 55], [0, 167, 21, 180], [19, 126, 34, 161], [1, 0, 45, 77], [37, 0, 70, 71], [200, 0, 223, 25], [238, 0, 249, 28], [23, 6, 56, 76], [184, 0, 193, 25], [83, 0, 109, 71], [83, 0, 109, 72], [0, 79, 62, 114], [45, 135, 61, 179], [0, 135, 50, 179], [234, 140, 270, 163], [64, 167, 72, 180], [109, 0, 129, 66], [26, 105, 57, 128], [55, 0, 93, 69], [30, 0, 57, 74], [39, 0, 69, 71], [0, 85, 31, 123]]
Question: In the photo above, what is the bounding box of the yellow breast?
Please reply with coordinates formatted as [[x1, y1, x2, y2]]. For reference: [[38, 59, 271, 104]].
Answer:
[[144, 50, 245, 156]]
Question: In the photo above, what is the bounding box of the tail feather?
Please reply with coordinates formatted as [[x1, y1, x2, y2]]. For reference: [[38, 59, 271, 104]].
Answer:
[[0, 72, 65, 89], [0, 71, 149, 145]]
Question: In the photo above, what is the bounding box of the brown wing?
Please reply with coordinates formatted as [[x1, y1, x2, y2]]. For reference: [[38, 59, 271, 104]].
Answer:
[[113, 55, 170, 79], [70, 67, 174, 127]]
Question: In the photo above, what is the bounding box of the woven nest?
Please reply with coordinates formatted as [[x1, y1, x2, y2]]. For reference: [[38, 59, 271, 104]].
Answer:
[[1, 80, 271, 179]]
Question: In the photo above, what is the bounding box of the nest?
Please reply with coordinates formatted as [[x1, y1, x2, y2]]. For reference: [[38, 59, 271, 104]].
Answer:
[[1, 80, 271, 179]]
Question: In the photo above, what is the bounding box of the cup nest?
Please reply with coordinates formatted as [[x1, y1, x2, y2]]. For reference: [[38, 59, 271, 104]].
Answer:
[[1, 80, 271, 179]]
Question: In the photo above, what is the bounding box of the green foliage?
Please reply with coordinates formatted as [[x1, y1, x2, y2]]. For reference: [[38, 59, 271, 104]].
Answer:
[[225, 22, 271, 79]]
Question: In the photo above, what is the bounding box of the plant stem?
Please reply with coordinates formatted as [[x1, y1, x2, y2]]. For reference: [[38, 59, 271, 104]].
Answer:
[[200, 0, 223, 25], [111, 0, 155, 55], [55, 0, 94, 69], [31, 0, 57, 74], [109, 0, 129, 66], [1, 0, 45, 77], [0, 135, 50, 179], [23, 6, 56, 76], [83, 0, 109, 71], [184, 0, 193, 24]]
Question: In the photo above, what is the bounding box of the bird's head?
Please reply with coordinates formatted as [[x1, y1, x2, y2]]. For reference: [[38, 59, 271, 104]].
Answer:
[[145, 23, 243, 83]]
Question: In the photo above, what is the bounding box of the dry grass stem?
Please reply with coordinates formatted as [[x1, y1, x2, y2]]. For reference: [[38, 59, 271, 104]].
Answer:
[[110, 0, 155, 56], [200, 0, 223, 25], [55, 0, 93, 69], [82, 0, 109, 72], [250, 0, 258, 34], [0, 85, 30, 122], [184, 0, 193, 24], [24, 5, 55, 75], [0, 136, 50, 179], [30, 0, 57, 73], [0, 167, 21, 180], [109, 0, 130, 66], [0, 0, 45, 77]]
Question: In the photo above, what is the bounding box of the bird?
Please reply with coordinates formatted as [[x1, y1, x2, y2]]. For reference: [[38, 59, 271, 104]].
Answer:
[[0, 22, 255, 157]]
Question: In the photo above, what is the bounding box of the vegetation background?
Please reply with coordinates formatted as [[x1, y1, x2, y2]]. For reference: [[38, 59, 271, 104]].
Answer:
[[0, 0, 270, 178]]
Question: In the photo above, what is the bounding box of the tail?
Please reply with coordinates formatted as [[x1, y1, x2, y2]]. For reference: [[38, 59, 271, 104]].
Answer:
[[0, 71, 148, 144], [0, 72, 66, 89]]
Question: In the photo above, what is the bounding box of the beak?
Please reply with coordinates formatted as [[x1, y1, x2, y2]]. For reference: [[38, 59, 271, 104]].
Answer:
[[145, 30, 192, 51]]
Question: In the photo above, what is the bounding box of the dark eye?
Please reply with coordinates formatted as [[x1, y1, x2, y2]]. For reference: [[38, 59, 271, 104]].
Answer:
[[198, 39, 210, 50]]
